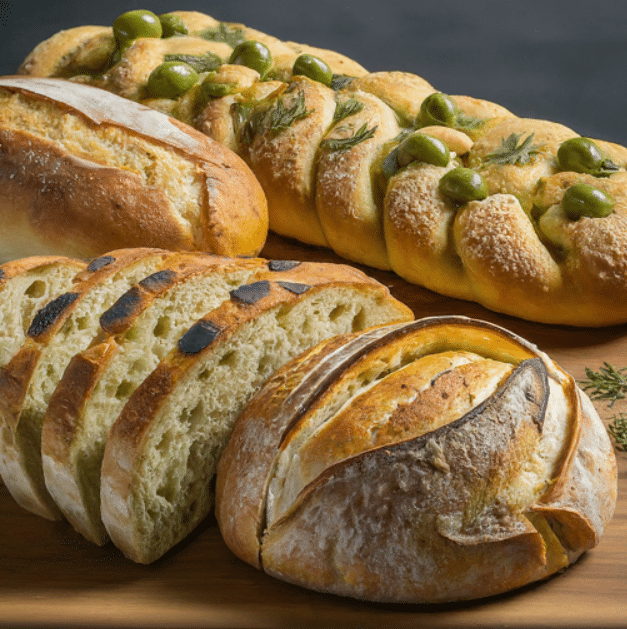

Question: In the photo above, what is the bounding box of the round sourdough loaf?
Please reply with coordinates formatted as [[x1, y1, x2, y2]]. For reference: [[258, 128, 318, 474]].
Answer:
[[0, 76, 268, 262], [215, 316, 617, 603]]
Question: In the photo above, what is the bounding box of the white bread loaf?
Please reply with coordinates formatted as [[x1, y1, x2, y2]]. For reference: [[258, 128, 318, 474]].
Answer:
[[98, 260, 413, 563], [215, 316, 617, 603], [41, 252, 267, 545], [0, 76, 268, 263], [18, 11, 627, 326], [0, 248, 178, 518]]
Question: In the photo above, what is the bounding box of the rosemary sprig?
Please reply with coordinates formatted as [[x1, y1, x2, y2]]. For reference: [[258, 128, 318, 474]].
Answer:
[[262, 91, 312, 135], [321, 123, 378, 153], [608, 413, 627, 451], [239, 90, 313, 145], [580, 362, 627, 407], [483, 132, 543, 166], [333, 98, 364, 123]]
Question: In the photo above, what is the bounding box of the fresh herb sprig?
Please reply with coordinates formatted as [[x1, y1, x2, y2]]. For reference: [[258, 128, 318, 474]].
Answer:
[[483, 132, 543, 166], [608, 413, 627, 451], [580, 362, 627, 407], [333, 98, 364, 124], [321, 123, 378, 153], [454, 111, 485, 133], [240, 90, 313, 144]]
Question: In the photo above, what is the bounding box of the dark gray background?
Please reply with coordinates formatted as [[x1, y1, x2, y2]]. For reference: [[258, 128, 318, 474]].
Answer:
[[0, 0, 626, 144]]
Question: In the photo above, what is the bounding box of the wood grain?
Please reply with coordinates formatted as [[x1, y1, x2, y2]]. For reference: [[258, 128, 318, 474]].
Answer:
[[0, 234, 624, 628]]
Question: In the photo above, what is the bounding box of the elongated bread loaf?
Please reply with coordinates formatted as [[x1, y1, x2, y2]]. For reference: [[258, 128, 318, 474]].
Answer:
[[18, 10, 627, 325], [42, 252, 267, 544], [0, 248, 178, 518], [0, 75, 268, 263], [215, 316, 617, 603], [99, 260, 413, 563]]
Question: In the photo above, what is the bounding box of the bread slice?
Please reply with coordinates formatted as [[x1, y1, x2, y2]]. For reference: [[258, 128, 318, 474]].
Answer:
[[0, 256, 86, 369], [99, 260, 414, 563], [42, 253, 266, 544], [0, 248, 176, 519], [215, 316, 617, 603]]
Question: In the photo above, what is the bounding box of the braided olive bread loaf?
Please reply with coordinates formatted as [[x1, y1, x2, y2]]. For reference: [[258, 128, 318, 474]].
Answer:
[[216, 316, 617, 603], [18, 10, 627, 326]]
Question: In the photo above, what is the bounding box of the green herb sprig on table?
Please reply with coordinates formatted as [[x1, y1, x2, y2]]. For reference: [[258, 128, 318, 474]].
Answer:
[[483, 132, 543, 166], [608, 413, 627, 451], [580, 362, 627, 407], [580, 362, 627, 452]]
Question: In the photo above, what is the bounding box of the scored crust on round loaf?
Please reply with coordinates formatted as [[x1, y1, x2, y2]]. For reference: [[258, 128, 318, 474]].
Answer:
[[0, 76, 268, 262], [99, 260, 414, 564], [0, 248, 178, 519], [215, 316, 617, 603], [18, 10, 627, 325], [41, 252, 268, 545], [0, 255, 87, 369]]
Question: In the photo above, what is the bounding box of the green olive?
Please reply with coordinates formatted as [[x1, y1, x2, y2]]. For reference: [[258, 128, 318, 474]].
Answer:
[[418, 93, 459, 127], [396, 132, 450, 168], [229, 41, 272, 79], [561, 183, 614, 220], [159, 13, 189, 38], [292, 54, 333, 86], [146, 61, 199, 99], [113, 10, 162, 45], [439, 168, 488, 203], [557, 137, 606, 175]]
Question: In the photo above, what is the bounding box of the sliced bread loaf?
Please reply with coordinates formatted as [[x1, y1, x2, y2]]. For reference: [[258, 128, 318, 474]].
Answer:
[[42, 253, 267, 544], [99, 260, 414, 563], [0, 248, 176, 519]]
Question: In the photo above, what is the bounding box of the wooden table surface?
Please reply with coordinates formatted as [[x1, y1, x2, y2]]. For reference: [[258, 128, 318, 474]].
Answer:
[[0, 235, 625, 629]]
